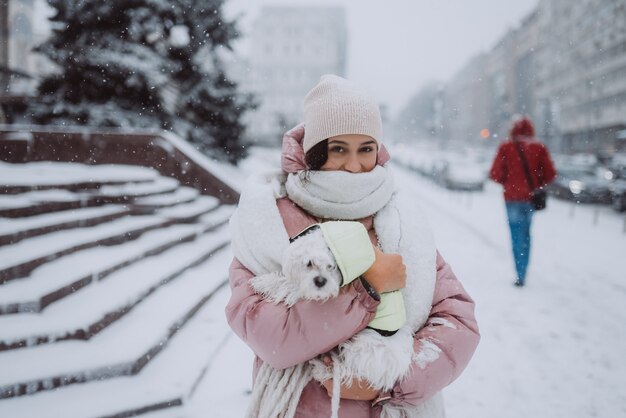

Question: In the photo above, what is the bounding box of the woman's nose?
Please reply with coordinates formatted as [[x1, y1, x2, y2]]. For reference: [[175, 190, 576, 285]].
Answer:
[[343, 154, 361, 173]]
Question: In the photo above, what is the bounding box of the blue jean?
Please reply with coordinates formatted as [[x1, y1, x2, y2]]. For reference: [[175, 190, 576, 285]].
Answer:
[[505, 202, 534, 283]]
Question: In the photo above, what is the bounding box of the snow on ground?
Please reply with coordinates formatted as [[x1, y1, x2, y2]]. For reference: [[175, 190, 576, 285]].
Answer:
[[2, 148, 623, 417], [393, 168, 626, 418], [188, 147, 626, 418]]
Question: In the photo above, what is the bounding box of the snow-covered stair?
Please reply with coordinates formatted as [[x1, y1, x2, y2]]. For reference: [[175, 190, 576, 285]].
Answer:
[[0, 205, 134, 246], [0, 189, 101, 218], [0, 206, 233, 316], [133, 187, 199, 209], [0, 195, 225, 283], [155, 195, 220, 221], [0, 214, 173, 283], [0, 271, 234, 418], [0, 224, 229, 348], [0, 161, 159, 194], [94, 177, 180, 202], [0, 170, 178, 219], [0, 240, 233, 399], [0, 160, 239, 412]]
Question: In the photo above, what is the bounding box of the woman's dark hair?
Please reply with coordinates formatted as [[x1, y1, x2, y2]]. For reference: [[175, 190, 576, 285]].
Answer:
[[304, 139, 328, 171], [300, 139, 328, 182], [304, 139, 329, 170]]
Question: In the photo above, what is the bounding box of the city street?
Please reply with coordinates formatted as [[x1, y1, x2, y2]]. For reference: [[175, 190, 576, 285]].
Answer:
[[1, 0, 625, 417]]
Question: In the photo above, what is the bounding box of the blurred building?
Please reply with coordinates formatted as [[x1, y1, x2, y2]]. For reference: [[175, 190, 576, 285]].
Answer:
[[394, 83, 444, 142], [441, 54, 490, 145], [440, 9, 541, 146], [0, 0, 54, 123], [238, 6, 347, 146], [534, 0, 626, 155], [421, 0, 625, 155], [1, 0, 53, 95], [490, 9, 540, 140]]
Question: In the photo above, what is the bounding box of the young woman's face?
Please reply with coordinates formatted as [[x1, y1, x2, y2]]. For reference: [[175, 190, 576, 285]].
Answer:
[[320, 134, 378, 173]]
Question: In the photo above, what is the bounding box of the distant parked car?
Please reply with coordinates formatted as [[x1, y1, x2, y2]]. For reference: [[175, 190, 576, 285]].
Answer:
[[607, 163, 626, 211], [610, 180, 626, 211], [431, 156, 485, 191], [548, 167, 612, 204]]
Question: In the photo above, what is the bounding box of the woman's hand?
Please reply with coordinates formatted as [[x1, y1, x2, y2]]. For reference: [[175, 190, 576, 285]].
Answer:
[[321, 377, 380, 401], [362, 247, 406, 293], [320, 355, 379, 401]]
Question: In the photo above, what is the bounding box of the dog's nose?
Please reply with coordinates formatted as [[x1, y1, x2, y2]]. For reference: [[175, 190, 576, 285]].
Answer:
[[313, 276, 327, 288]]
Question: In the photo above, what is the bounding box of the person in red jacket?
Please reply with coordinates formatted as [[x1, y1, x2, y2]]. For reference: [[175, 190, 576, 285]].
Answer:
[[489, 117, 557, 287]]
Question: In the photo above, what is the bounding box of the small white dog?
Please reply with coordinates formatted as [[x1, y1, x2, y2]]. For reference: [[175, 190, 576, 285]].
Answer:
[[250, 226, 414, 418], [251, 227, 343, 307]]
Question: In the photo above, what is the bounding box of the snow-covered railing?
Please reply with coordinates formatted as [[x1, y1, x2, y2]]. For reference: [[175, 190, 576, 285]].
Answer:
[[0, 124, 239, 204]]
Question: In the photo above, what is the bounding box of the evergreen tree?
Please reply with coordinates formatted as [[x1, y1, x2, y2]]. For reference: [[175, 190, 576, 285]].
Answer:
[[31, 0, 254, 163]]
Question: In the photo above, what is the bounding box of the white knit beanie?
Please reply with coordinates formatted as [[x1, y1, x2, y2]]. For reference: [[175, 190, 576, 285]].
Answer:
[[303, 74, 383, 153]]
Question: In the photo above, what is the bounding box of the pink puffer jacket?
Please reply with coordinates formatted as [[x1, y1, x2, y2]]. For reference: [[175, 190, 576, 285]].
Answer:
[[226, 196, 480, 417]]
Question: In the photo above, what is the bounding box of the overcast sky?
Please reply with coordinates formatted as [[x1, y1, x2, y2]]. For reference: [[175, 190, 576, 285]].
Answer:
[[223, 0, 538, 115]]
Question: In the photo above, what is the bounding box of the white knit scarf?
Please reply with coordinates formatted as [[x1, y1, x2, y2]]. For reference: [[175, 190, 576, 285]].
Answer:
[[285, 166, 395, 220], [230, 166, 444, 418]]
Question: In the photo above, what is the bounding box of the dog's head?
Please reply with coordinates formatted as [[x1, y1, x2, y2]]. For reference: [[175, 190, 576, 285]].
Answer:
[[282, 228, 342, 302]]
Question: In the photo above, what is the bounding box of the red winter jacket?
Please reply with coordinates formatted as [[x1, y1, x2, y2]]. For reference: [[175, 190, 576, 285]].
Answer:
[[489, 138, 557, 202]]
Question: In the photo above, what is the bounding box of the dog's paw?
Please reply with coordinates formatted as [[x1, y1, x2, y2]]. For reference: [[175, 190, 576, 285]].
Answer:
[[338, 327, 414, 390], [309, 357, 333, 383]]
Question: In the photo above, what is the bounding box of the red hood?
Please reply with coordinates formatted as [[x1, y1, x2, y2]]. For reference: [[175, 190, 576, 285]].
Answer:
[[510, 118, 535, 140]]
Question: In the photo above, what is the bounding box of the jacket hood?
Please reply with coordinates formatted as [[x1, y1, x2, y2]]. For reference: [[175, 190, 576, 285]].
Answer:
[[281, 123, 391, 174], [510, 117, 535, 139]]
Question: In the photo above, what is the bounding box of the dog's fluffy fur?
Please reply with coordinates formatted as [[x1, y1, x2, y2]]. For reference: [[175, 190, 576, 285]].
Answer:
[[309, 326, 414, 391], [250, 228, 342, 307], [250, 227, 415, 417]]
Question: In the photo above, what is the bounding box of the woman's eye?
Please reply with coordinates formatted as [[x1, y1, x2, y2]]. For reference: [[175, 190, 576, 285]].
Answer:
[[329, 146, 344, 153], [359, 147, 374, 153]]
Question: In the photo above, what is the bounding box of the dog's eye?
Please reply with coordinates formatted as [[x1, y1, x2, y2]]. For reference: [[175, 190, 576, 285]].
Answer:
[[327, 264, 335, 270], [306, 260, 313, 268]]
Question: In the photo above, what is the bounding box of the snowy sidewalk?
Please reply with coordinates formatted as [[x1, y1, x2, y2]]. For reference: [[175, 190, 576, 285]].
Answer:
[[394, 167, 626, 418], [186, 153, 626, 418]]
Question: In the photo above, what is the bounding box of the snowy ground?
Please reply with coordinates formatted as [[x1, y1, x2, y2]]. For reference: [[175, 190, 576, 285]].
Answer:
[[186, 147, 626, 418], [5, 149, 621, 417]]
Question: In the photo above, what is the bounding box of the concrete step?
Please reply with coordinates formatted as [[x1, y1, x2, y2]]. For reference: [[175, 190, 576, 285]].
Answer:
[[0, 205, 233, 316], [132, 187, 199, 209], [0, 161, 159, 195], [0, 244, 234, 399], [0, 214, 174, 283], [0, 224, 230, 352], [0, 189, 98, 218], [0, 177, 180, 218], [0, 205, 134, 246], [0, 284, 234, 418], [155, 196, 220, 222]]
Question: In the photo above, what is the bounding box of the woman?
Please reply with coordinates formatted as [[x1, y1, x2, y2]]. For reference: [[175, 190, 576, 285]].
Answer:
[[226, 75, 480, 417], [489, 117, 557, 287]]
